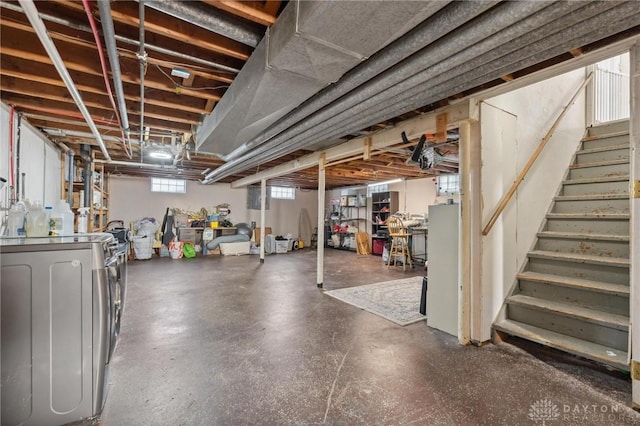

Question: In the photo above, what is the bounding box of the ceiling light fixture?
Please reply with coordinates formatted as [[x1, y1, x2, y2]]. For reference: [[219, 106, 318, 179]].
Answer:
[[149, 151, 172, 160], [367, 178, 403, 187], [171, 68, 191, 79]]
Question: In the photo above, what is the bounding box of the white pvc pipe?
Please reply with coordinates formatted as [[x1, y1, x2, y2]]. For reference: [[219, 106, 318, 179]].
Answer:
[[260, 179, 266, 263], [316, 155, 326, 288], [18, 0, 111, 161]]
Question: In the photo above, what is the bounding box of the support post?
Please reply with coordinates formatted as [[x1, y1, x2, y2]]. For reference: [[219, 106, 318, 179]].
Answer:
[[468, 117, 483, 344], [317, 154, 326, 288], [458, 120, 473, 345], [260, 179, 266, 264], [629, 42, 640, 409]]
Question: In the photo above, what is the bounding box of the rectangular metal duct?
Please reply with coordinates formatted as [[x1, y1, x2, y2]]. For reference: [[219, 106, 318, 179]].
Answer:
[[195, 0, 444, 158]]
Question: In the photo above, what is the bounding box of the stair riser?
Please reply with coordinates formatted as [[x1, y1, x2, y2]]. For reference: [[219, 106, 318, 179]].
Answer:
[[544, 218, 629, 234], [518, 280, 629, 316], [576, 147, 629, 164], [562, 180, 629, 196], [582, 136, 629, 151], [552, 198, 629, 214], [567, 162, 629, 180], [535, 237, 629, 258], [527, 257, 629, 285], [587, 121, 629, 137], [507, 304, 628, 351]]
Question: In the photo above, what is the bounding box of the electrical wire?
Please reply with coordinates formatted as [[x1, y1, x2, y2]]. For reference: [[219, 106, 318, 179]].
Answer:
[[153, 63, 229, 91]]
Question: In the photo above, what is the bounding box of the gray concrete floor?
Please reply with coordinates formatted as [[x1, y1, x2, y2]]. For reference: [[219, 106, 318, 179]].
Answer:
[[99, 249, 639, 425]]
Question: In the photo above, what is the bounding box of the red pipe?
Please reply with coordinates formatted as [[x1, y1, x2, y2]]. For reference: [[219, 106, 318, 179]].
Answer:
[[82, 0, 131, 157]]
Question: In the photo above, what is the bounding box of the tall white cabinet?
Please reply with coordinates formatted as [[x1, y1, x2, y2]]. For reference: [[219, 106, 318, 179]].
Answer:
[[426, 203, 460, 337]]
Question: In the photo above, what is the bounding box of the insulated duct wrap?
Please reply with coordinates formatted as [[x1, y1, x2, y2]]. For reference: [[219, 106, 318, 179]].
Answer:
[[195, 0, 445, 158]]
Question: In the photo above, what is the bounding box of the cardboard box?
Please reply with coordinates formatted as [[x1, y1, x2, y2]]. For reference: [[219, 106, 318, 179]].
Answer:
[[254, 227, 272, 245], [220, 241, 251, 256]]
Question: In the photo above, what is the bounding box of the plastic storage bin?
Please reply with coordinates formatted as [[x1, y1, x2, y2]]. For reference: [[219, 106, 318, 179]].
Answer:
[[275, 241, 288, 254], [132, 236, 153, 260], [219, 241, 251, 256]]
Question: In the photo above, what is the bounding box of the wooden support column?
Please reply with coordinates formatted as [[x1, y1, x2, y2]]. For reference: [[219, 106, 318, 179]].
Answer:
[[458, 119, 473, 345], [629, 42, 640, 409], [317, 153, 326, 288], [260, 179, 266, 264]]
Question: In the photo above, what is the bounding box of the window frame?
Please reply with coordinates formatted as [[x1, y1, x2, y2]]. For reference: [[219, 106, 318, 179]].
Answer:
[[150, 177, 187, 194], [437, 174, 460, 196], [269, 185, 295, 200]]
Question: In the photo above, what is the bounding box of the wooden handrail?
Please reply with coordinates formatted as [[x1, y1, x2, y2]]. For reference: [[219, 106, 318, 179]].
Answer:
[[482, 73, 594, 236]]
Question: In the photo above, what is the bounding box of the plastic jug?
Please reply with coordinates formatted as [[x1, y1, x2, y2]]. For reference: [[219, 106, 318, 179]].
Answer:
[[50, 200, 75, 236], [6, 204, 25, 236], [77, 207, 89, 234], [26, 201, 49, 237]]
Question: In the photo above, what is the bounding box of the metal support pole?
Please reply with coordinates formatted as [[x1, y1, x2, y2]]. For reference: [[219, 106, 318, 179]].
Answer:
[[316, 154, 326, 288], [260, 179, 266, 264]]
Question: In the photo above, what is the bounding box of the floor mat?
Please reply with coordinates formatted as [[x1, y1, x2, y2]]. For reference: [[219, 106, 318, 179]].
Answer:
[[324, 276, 427, 326]]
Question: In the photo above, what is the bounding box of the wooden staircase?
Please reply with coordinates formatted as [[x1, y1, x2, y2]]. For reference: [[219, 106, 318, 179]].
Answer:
[[493, 120, 630, 370]]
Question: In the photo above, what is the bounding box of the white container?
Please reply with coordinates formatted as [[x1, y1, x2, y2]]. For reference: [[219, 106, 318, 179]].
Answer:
[[77, 207, 90, 234], [50, 200, 75, 236], [275, 240, 288, 254], [219, 241, 251, 256], [6, 205, 25, 236], [26, 201, 49, 237]]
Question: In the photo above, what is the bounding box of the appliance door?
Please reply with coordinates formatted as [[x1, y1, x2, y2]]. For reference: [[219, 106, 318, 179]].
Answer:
[[106, 255, 121, 363]]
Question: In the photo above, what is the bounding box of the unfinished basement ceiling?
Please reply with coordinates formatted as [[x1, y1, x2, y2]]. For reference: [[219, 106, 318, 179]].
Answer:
[[1, 1, 639, 189]]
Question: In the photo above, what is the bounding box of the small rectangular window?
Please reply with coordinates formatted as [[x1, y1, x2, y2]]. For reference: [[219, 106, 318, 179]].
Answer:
[[270, 186, 295, 200], [367, 183, 388, 197], [151, 177, 187, 193], [437, 174, 460, 196]]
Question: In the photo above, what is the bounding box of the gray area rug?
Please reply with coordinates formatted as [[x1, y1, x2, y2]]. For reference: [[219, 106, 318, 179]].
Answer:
[[325, 277, 427, 326]]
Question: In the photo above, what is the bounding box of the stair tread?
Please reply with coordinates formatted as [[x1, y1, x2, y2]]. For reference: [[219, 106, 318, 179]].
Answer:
[[507, 294, 629, 330], [563, 175, 630, 185], [583, 130, 629, 141], [528, 250, 630, 267], [517, 271, 630, 296], [569, 158, 629, 169], [537, 231, 629, 242], [546, 212, 630, 219], [554, 193, 629, 201], [494, 319, 629, 369], [576, 144, 629, 154]]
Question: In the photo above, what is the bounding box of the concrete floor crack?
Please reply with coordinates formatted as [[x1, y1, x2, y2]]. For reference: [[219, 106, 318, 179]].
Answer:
[[323, 348, 351, 424]]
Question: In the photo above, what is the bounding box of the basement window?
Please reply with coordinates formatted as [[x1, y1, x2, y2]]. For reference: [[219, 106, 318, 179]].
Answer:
[[437, 174, 460, 196], [151, 177, 186, 194], [270, 186, 295, 200]]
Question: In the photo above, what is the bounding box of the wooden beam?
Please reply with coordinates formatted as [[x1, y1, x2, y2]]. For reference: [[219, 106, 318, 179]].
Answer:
[[1, 70, 208, 115], [0, 46, 221, 101], [106, 3, 250, 61], [363, 136, 372, 160], [231, 102, 471, 188], [204, 0, 277, 26], [435, 112, 448, 142]]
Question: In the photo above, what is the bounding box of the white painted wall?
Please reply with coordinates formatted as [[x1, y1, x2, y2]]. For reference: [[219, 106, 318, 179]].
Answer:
[[0, 103, 62, 220], [109, 176, 318, 243], [478, 69, 587, 341], [389, 177, 439, 215]]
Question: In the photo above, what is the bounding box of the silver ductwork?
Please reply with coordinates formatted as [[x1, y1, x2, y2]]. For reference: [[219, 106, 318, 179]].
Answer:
[[203, 1, 640, 183], [195, 0, 446, 158], [143, 0, 263, 47]]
